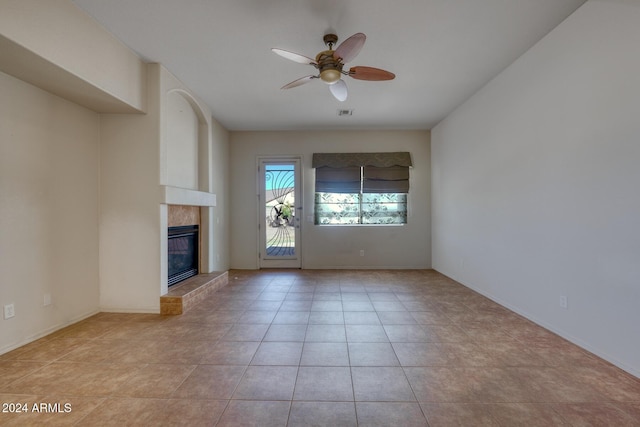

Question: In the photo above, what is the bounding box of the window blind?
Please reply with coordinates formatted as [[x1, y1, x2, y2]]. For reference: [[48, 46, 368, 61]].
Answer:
[[314, 166, 361, 193], [312, 152, 412, 169], [363, 165, 410, 193], [313, 152, 411, 194]]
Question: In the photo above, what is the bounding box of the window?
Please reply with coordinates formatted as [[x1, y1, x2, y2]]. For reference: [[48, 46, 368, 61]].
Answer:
[[313, 152, 411, 225], [315, 189, 408, 225]]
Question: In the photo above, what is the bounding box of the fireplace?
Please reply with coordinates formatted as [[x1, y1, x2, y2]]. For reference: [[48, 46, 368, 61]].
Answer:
[[168, 225, 199, 286]]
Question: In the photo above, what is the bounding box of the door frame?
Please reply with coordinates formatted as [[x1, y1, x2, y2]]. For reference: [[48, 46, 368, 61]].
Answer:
[[257, 156, 302, 268]]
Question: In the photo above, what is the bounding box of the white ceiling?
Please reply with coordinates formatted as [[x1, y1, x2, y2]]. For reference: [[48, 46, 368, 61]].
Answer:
[[72, 0, 586, 131]]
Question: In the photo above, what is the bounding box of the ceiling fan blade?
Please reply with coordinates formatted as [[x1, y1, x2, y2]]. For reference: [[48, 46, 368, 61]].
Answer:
[[349, 66, 395, 81], [333, 32, 366, 63], [281, 75, 316, 89], [329, 79, 348, 102], [271, 48, 317, 65]]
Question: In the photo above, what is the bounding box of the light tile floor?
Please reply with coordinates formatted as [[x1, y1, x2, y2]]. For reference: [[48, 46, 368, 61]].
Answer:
[[1, 270, 639, 426]]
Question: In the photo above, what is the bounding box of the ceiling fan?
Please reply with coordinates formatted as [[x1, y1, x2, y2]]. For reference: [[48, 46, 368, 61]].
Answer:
[[272, 32, 395, 102]]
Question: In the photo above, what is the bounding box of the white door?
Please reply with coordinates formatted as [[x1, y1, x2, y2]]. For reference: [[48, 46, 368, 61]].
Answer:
[[258, 158, 302, 268]]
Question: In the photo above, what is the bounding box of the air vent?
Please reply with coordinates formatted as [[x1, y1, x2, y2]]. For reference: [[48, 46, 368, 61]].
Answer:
[[337, 109, 353, 116]]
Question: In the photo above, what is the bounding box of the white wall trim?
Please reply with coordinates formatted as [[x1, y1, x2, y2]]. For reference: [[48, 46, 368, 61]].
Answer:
[[437, 268, 640, 379], [98, 307, 161, 314], [0, 309, 100, 356]]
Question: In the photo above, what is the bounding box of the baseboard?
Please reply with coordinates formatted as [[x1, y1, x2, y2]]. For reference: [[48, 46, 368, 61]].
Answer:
[[435, 268, 640, 379], [97, 307, 160, 314], [0, 309, 100, 356]]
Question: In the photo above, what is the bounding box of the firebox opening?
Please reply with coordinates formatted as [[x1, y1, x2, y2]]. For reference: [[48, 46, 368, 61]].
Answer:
[[168, 225, 199, 286]]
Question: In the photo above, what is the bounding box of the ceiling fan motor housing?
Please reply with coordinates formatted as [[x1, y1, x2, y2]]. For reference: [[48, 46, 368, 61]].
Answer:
[[316, 50, 343, 84]]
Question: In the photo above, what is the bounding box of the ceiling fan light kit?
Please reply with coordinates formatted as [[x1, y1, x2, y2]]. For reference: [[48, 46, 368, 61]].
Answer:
[[317, 50, 343, 84], [272, 32, 395, 102]]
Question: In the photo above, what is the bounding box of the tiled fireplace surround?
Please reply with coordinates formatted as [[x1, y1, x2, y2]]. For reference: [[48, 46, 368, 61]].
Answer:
[[160, 205, 227, 315]]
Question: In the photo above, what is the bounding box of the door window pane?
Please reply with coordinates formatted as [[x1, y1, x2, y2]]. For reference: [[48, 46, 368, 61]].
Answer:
[[265, 164, 296, 256]]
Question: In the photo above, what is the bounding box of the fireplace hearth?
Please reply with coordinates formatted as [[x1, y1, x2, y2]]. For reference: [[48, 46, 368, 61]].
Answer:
[[168, 225, 199, 286]]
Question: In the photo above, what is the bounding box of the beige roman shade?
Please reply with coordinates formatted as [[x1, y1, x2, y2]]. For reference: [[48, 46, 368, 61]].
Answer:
[[363, 165, 410, 193], [313, 152, 412, 194], [312, 152, 412, 169], [314, 166, 361, 193]]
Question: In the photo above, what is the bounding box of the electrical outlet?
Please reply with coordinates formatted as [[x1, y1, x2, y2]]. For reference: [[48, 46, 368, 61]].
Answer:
[[559, 295, 568, 309], [44, 293, 52, 307], [359, 249, 365, 257], [4, 303, 15, 319]]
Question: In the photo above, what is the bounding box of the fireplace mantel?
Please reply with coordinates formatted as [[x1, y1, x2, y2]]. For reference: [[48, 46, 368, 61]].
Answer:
[[160, 185, 216, 207]]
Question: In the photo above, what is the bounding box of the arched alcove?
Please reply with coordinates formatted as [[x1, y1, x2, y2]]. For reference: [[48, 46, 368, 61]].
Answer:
[[160, 87, 215, 297], [165, 90, 201, 190]]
